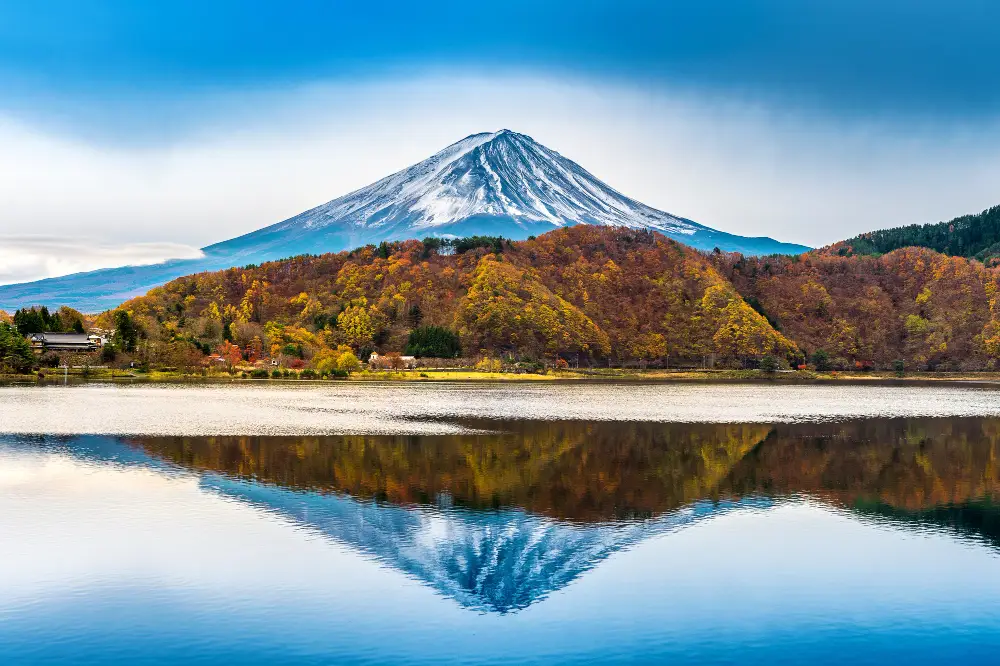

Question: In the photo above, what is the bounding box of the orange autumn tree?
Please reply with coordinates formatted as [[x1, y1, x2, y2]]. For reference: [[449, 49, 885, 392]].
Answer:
[[715, 246, 993, 370], [216, 340, 243, 371]]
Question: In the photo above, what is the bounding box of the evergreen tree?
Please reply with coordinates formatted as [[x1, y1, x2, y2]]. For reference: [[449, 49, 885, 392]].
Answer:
[[405, 326, 461, 358], [13, 306, 61, 334], [839, 205, 1000, 262], [0, 322, 35, 373], [112, 310, 140, 353]]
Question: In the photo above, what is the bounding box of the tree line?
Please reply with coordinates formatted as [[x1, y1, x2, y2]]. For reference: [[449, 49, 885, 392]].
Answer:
[[833, 205, 1000, 263]]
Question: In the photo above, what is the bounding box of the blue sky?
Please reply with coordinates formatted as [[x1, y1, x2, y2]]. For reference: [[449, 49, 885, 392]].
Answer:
[[3, 0, 999, 117], [1, 1, 999, 282]]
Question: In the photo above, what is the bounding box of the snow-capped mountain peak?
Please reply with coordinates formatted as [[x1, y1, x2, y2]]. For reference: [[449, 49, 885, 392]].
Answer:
[[215, 129, 717, 257]]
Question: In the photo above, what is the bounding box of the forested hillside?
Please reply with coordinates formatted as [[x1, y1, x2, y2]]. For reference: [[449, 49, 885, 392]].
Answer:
[[714, 246, 1000, 370], [34, 223, 1000, 374], [832, 205, 1000, 262], [101, 226, 795, 371]]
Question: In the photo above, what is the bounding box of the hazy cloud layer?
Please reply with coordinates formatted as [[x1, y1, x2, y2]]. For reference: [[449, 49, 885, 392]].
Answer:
[[0, 237, 203, 285], [0, 74, 999, 271]]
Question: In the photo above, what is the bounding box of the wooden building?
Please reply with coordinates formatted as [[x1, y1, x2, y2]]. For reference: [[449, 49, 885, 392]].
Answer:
[[28, 333, 102, 353]]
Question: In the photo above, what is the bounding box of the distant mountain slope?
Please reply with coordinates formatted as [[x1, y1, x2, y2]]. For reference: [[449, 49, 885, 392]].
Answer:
[[830, 205, 1000, 262], [0, 129, 809, 312]]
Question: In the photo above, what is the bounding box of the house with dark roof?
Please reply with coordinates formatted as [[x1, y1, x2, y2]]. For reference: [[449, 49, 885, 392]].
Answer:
[[28, 332, 103, 353]]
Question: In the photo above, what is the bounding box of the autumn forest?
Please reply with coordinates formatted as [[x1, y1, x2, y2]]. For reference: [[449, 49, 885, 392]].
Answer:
[[9, 221, 1000, 373]]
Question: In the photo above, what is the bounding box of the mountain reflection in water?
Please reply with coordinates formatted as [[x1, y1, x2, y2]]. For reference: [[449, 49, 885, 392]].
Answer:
[[23, 418, 1000, 614], [90, 418, 998, 612]]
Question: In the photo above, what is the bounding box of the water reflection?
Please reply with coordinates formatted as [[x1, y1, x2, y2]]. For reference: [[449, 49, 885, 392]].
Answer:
[[126, 418, 1000, 520], [7, 418, 1000, 615]]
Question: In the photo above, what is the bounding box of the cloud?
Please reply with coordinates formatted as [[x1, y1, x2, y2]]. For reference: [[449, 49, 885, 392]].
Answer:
[[0, 237, 204, 285], [0, 72, 998, 257]]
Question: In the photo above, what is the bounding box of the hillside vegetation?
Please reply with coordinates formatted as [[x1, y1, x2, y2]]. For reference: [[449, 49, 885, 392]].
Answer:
[[17, 224, 1000, 375], [97, 226, 795, 372], [715, 246, 1000, 370], [832, 205, 1000, 263]]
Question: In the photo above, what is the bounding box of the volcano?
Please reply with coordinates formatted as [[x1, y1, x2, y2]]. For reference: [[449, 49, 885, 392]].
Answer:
[[0, 129, 808, 312]]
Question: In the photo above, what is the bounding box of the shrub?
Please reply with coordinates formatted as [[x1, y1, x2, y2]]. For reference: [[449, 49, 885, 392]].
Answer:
[[330, 368, 349, 378], [300, 369, 317, 379], [336, 350, 361, 374], [811, 349, 831, 371], [759, 355, 779, 373], [892, 359, 906, 376], [39, 352, 61, 368], [250, 368, 270, 379], [475, 357, 503, 373]]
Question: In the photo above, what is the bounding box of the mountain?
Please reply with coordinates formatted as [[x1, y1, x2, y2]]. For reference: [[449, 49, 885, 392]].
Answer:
[[201, 474, 756, 613], [209, 129, 809, 260], [830, 205, 1000, 262], [0, 129, 809, 312]]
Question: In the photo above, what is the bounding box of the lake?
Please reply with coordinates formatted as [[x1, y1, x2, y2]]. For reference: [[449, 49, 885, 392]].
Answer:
[[2, 382, 1000, 664]]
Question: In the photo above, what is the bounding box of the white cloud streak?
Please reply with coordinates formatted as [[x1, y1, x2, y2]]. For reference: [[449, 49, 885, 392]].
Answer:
[[0, 72, 999, 274], [0, 237, 203, 285]]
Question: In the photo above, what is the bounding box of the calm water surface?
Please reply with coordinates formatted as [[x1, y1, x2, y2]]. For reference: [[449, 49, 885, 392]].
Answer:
[[2, 383, 1000, 664]]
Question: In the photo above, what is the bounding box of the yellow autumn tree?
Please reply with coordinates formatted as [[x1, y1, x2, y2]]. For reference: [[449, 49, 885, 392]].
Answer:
[[337, 301, 377, 349], [701, 284, 797, 362], [457, 256, 610, 357]]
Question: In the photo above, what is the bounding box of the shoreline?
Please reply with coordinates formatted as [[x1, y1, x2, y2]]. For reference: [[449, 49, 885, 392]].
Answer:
[[6, 368, 1000, 387]]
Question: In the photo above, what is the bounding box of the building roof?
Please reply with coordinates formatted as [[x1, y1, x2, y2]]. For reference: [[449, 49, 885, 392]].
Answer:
[[30, 333, 94, 344]]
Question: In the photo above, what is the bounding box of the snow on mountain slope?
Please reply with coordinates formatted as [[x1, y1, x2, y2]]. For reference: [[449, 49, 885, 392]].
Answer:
[[268, 129, 696, 235], [209, 129, 805, 258], [203, 470, 771, 613], [0, 129, 809, 311]]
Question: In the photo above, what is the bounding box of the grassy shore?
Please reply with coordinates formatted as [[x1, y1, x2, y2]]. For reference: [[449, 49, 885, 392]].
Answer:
[[7, 367, 1000, 385]]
